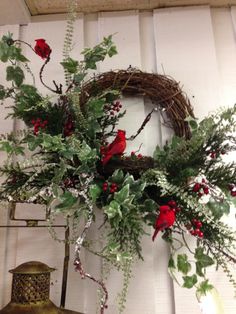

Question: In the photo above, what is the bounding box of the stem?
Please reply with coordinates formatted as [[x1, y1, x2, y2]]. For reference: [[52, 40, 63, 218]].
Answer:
[[74, 175, 109, 314], [39, 53, 63, 94]]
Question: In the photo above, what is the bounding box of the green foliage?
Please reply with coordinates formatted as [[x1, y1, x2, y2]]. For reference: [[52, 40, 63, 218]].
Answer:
[[6, 66, 24, 87], [196, 280, 214, 297], [82, 35, 117, 70], [183, 274, 198, 288], [177, 254, 191, 275], [61, 57, 79, 74], [194, 247, 214, 277]]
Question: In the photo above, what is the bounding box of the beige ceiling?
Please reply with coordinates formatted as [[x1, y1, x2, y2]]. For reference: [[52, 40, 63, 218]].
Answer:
[[25, 0, 236, 15]]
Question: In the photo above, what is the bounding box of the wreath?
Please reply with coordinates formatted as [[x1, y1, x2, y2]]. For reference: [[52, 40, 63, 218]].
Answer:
[[0, 9, 236, 314]]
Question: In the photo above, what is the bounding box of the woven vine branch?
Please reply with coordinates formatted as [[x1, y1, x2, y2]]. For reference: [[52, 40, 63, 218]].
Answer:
[[80, 69, 194, 139]]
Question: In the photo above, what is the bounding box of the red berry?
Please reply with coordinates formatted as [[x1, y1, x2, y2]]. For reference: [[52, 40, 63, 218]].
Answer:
[[131, 151, 135, 156], [195, 228, 201, 234], [203, 187, 209, 195], [231, 190, 236, 197], [137, 153, 142, 159], [210, 151, 216, 158], [198, 192, 203, 197], [168, 200, 177, 208], [195, 221, 202, 228], [193, 183, 201, 192], [198, 231, 204, 238], [190, 230, 195, 235], [175, 207, 181, 213], [31, 119, 35, 125]]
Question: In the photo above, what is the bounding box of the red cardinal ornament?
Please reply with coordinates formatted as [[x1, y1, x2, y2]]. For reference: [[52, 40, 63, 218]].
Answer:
[[34, 39, 51, 59], [102, 130, 126, 165], [152, 205, 176, 241]]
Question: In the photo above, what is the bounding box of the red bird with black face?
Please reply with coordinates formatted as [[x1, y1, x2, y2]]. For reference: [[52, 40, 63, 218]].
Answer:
[[152, 205, 176, 241], [101, 129, 126, 165]]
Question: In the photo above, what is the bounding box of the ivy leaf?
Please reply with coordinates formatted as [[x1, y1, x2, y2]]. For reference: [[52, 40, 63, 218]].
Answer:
[[195, 247, 214, 276], [196, 280, 214, 297], [55, 191, 78, 211], [104, 200, 122, 219], [6, 65, 24, 87], [177, 254, 191, 275], [61, 57, 78, 73], [0, 41, 10, 62], [183, 274, 198, 288], [114, 184, 129, 204], [77, 142, 92, 161], [89, 184, 102, 202], [111, 169, 124, 184], [195, 248, 215, 267]]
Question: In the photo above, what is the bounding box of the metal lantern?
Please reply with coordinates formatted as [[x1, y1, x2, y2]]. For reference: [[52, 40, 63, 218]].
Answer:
[[0, 261, 82, 314]]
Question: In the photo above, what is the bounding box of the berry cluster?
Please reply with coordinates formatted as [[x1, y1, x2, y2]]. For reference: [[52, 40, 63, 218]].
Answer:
[[229, 184, 236, 197], [103, 181, 118, 193], [64, 117, 74, 137], [63, 178, 75, 188], [209, 149, 226, 159], [192, 179, 209, 197], [167, 200, 181, 213], [31, 118, 48, 135], [131, 151, 143, 159], [104, 101, 122, 116], [189, 219, 204, 238]]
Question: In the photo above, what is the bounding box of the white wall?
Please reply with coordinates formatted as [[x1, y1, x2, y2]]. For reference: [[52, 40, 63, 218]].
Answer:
[[0, 6, 236, 314]]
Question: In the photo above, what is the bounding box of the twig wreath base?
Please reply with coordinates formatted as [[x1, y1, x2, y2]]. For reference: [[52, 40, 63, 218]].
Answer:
[[80, 69, 194, 139]]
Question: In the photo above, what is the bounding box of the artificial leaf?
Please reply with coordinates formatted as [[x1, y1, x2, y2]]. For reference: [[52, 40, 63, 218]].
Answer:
[[183, 274, 198, 288], [196, 280, 214, 297], [6, 65, 24, 87], [104, 200, 122, 219], [111, 169, 124, 184], [55, 191, 77, 211], [177, 254, 191, 275], [195, 248, 215, 268], [114, 184, 129, 204], [89, 184, 102, 202], [61, 57, 78, 73]]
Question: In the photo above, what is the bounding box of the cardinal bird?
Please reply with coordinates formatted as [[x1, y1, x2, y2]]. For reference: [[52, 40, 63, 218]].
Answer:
[[34, 39, 51, 59], [152, 205, 176, 241], [101, 130, 126, 165]]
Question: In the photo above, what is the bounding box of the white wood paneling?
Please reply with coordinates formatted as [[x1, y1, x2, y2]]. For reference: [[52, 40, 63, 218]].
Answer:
[[154, 6, 221, 119]]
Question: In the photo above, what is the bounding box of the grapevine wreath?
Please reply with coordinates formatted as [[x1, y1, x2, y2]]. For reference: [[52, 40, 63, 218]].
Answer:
[[0, 14, 236, 314]]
